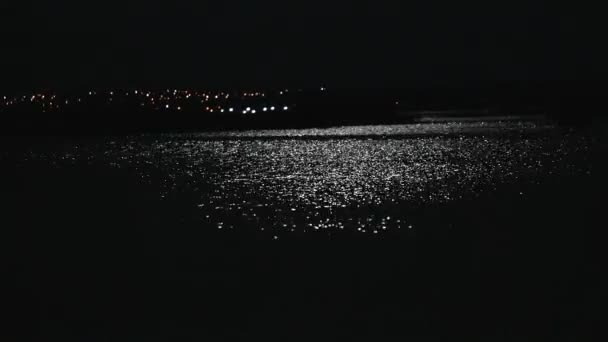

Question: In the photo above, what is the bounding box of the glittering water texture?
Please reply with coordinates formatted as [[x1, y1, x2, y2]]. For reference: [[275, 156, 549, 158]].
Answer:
[[160, 121, 555, 139], [14, 122, 593, 238]]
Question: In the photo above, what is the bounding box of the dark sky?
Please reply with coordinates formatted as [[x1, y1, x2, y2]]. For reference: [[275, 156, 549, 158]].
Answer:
[[1, 1, 606, 91]]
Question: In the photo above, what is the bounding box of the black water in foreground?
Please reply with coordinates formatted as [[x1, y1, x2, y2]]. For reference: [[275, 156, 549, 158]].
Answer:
[[3, 122, 606, 341]]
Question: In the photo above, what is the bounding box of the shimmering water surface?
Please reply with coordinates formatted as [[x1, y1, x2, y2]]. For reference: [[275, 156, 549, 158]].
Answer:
[[12, 121, 593, 239]]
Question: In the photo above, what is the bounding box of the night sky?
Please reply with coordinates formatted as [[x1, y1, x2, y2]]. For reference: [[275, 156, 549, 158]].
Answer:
[[1, 1, 606, 91]]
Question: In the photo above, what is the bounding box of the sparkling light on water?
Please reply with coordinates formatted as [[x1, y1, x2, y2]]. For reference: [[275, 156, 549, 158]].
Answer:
[[12, 122, 593, 239]]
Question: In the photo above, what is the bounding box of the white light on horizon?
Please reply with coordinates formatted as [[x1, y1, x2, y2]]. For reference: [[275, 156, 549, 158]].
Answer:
[[283, 106, 288, 111]]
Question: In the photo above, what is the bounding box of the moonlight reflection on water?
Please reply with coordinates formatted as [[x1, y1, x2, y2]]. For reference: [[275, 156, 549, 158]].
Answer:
[[16, 122, 592, 238]]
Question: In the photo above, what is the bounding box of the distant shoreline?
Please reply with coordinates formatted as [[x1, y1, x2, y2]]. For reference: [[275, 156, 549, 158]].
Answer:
[[413, 114, 547, 123]]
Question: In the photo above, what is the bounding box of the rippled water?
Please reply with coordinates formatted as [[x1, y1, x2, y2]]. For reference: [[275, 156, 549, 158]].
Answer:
[[12, 121, 594, 239], [159, 121, 556, 139]]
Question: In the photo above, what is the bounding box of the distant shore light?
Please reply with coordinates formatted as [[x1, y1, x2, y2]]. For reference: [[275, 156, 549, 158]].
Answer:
[[270, 106, 275, 111], [283, 106, 289, 111], [229, 108, 234, 112], [263, 107, 267, 111]]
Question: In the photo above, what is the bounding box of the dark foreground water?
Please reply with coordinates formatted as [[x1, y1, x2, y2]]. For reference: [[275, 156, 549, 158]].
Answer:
[[3, 121, 606, 340]]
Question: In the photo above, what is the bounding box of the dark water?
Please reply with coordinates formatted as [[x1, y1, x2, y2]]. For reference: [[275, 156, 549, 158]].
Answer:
[[3, 121, 605, 340]]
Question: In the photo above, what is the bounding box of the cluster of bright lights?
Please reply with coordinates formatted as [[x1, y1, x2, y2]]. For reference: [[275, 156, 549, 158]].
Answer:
[[242, 92, 266, 97], [241, 105, 289, 115], [0, 93, 67, 112], [0, 87, 325, 114]]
